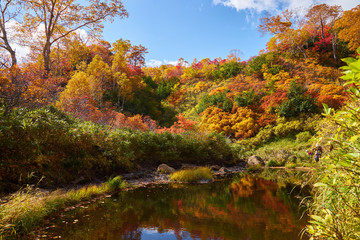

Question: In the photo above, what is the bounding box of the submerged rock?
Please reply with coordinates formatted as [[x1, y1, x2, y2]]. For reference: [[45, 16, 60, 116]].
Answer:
[[157, 164, 175, 174]]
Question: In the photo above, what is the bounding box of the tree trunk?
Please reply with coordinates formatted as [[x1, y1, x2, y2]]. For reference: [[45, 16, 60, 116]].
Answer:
[[332, 33, 337, 61], [43, 41, 51, 76], [1, 28, 17, 67]]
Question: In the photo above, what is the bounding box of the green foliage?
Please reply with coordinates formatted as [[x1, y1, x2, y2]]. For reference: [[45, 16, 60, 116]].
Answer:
[[197, 91, 233, 114], [245, 55, 267, 77], [246, 165, 263, 173], [268, 64, 284, 75], [156, 77, 179, 100], [266, 159, 284, 167], [0, 106, 237, 193], [105, 176, 126, 192], [170, 167, 213, 182], [277, 80, 318, 117], [234, 89, 260, 107], [212, 62, 244, 80], [296, 131, 312, 143], [307, 49, 360, 239]]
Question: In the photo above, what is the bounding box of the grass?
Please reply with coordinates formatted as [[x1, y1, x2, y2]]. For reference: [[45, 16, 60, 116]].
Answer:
[[0, 176, 126, 239], [170, 167, 213, 182]]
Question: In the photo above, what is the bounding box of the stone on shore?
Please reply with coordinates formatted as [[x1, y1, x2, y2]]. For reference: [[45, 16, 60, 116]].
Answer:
[[247, 156, 265, 166], [157, 164, 175, 174]]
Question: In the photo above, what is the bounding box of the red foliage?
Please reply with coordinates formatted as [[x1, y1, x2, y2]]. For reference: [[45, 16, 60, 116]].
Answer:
[[257, 113, 277, 127], [156, 114, 198, 134], [127, 64, 143, 76], [260, 90, 287, 112]]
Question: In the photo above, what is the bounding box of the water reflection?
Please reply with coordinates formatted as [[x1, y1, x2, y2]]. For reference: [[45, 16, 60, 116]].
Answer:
[[38, 174, 308, 240]]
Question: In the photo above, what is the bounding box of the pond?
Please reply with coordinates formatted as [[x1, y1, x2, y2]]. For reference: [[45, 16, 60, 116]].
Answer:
[[36, 174, 309, 240]]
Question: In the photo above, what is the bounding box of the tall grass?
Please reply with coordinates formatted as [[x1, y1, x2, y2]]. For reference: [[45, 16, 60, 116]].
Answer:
[[0, 176, 126, 238], [170, 167, 213, 182]]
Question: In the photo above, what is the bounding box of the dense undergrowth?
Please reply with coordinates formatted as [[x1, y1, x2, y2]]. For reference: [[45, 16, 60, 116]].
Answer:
[[0, 105, 237, 194]]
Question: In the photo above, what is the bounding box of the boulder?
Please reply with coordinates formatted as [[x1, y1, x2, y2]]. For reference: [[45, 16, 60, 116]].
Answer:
[[157, 164, 175, 174], [247, 155, 265, 166]]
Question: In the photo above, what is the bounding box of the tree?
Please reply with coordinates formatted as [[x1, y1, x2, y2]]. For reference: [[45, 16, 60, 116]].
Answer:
[[277, 79, 318, 117], [259, 11, 311, 59], [112, 39, 148, 67], [335, 5, 360, 52], [306, 4, 342, 60], [23, 0, 128, 74], [0, 0, 22, 68]]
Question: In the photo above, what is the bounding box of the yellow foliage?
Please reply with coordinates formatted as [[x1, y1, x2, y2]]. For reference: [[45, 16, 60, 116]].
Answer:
[[200, 106, 259, 139]]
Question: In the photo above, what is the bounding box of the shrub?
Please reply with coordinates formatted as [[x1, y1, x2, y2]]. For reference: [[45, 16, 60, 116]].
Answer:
[[105, 176, 126, 192], [296, 131, 312, 143], [285, 163, 297, 169], [246, 165, 263, 173], [170, 167, 213, 182], [266, 160, 284, 167]]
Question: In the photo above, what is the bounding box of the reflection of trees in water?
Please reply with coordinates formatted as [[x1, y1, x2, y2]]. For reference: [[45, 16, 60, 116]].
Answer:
[[121, 228, 141, 240], [43, 176, 308, 240]]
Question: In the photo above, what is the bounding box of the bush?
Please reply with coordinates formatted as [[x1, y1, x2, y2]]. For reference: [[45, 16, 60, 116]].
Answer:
[[296, 131, 312, 143], [170, 167, 213, 182], [266, 160, 284, 167], [105, 176, 126, 192], [0, 106, 237, 193]]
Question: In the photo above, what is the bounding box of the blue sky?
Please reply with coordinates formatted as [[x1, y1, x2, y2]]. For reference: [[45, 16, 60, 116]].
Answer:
[[101, 0, 358, 66]]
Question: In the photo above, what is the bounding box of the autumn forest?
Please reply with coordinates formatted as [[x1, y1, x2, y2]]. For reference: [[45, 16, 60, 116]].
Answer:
[[1, 0, 360, 239]]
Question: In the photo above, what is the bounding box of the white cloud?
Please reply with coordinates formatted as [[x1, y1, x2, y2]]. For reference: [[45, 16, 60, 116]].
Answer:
[[164, 60, 181, 66], [146, 59, 190, 67], [213, 0, 359, 13], [146, 59, 163, 67]]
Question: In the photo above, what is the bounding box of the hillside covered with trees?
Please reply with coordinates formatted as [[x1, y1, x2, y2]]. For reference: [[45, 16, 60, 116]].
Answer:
[[1, 1, 360, 239]]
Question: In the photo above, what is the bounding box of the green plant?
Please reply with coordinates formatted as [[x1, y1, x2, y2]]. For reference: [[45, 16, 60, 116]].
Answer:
[[296, 131, 312, 143], [246, 165, 263, 173], [266, 159, 284, 167], [170, 167, 213, 182], [306, 49, 360, 239]]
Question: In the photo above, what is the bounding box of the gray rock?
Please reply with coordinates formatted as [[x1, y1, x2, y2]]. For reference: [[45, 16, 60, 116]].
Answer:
[[247, 155, 265, 166], [157, 164, 175, 174]]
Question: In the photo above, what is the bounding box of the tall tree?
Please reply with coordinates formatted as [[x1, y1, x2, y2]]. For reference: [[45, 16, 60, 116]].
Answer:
[[306, 4, 342, 60], [259, 10, 309, 59], [335, 5, 360, 52], [23, 0, 128, 75], [0, 0, 21, 68]]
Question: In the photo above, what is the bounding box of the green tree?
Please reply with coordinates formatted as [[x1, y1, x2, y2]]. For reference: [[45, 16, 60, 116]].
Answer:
[[277, 79, 318, 117]]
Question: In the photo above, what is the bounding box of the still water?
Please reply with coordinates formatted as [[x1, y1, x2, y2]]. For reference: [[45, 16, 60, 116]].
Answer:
[[38, 175, 309, 240]]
